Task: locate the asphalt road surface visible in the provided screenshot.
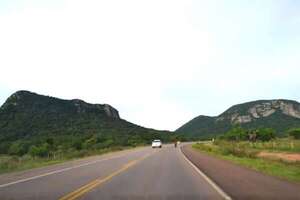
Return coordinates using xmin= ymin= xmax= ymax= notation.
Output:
xmin=0 ymin=144 xmax=223 ymax=200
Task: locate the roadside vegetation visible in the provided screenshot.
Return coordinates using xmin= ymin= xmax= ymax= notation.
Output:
xmin=193 ymin=126 xmax=300 ymax=182
xmin=0 ymin=146 xmax=130 ymax=174
xmin=0 ymin=133 xmax=184 ymax=174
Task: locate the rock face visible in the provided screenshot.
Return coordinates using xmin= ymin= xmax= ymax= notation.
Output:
xmin=177 ymin=99 xmax=300 ymax=138
xmin=70 ymin=99 xmax=120 ymax=119
xmin=220 ymin=100 xmax=300 ymax=124
xmin=232 ymin=115 xmax=252 ymax=124
xmin=103 ymin=104 xmax=120 ymax=119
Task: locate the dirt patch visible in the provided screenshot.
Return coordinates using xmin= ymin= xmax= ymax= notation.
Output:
xmin=258 ymin=152 xmax=300 ymax=162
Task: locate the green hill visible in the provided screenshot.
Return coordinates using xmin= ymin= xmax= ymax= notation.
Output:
xmin=0 ymin=91 xmax=174 ymax=156
xmin=176 ymin=100 xmax=300 ymax=139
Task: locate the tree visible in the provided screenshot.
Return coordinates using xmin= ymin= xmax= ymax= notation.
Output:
xmin=46 ymin=138 xmax=54 ymax=146
xmin=8 ymin=141 xmax=29 ymax=156
xmin=223 ymin=126 xmax=247 ymax=141
xmin=82 ymin=136 xmax=97 ymax=149
xmin=29 ymin=144 xmax=49 ymax=157
xmin=288 ymin=128 xmax=300 ymax=139
xmin=29 ymin=145 xmax=39 ymax=157
xmin=127 ymin=135 xmax=143 ymax=147
xmin=256 ymin=128 xmax=275 ymax=141
xmin=0 ymin=142 xmax=10 ymax=154
xmin=72 ymin=139 xmax=83 ymax=150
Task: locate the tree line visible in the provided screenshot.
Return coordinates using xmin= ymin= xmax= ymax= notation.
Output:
xmin=219 ymin=126 xmax=300 ymax=141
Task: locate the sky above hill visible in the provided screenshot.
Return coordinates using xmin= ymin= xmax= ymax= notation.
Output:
xmin=0 ymin=0 xmax=300 ymax=130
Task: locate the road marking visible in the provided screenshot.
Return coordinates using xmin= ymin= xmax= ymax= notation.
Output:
xmin=0 ymin=149 xmax=144 ymax=188
xmin=180 ymin=147 xmax=232 ymax=200
xmin=59 ymin=151 xmax=155 ymax=200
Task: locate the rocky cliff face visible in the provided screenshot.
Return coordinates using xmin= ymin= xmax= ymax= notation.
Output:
xmin=70 ymin=99 xmax=120 ymax=119
xmin=103 ymin=104 xmax=120 ymax=119
xmin=217 ymin=100 xmax=300 ymax=124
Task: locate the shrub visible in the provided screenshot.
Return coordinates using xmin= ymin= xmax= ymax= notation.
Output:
xmin=29 ymin=144 xmax=49 ymax=158
xmin=256 ymin=128 xmax=275 ymax=141
xmin=223 ymin=126 xmax=247 ymax=141
xmin=71 ymin=139 xmax=83 ymax=150
xmin=8 ymin=141 xmax=29 ymax=156
xmin=288 ymin=128 xmax=300 ymax=139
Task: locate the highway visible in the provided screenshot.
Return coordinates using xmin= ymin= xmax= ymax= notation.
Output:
xmin=0 ymin=144 xmax=223 ymax=200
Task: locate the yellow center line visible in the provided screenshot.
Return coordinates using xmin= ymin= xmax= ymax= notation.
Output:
xmin=59 ymin=151 xmax=156 ymax=200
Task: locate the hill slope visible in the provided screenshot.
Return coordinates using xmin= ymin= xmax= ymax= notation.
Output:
xmin=0 ymin=91 xmax=172 ymax=155
xmin=176 ymin=99 xmax=300 ymax=138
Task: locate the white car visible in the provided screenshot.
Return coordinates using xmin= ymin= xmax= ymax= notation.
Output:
xmin=151 ymin=139 xmax=162 ymax=148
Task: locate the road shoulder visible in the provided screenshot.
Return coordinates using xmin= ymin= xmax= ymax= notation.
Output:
xmin=181 ymin=144 xmax=300 ymax=200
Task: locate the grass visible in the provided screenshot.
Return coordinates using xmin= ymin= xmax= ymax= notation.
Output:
xmin=0 ymin=155 xmax=66 ymax=174
xmin=213 ymin=138 xmax=300 ymax=153
xmin=0 ymin=146 xmax=136 ymax=175
xmin=193 ymin=141 xmax=300 ymax=183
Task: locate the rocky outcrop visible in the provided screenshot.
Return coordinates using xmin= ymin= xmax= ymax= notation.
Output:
xmin=221 ymin=100 xmax=300 ymax=124
xmin=71 ymin=99 xmax=120 ymax=119
xmin=103 ymin=104 xmax=120 ymax=119
xmin=72 ymin=99 xmax=87 ymax=113
xmin=280 ymin=102 xmax=300 ymax=118
xmin=248 ymin=100 xmax=300 ymax=120
xmin=249 ymin=102 xmax=276 ymax=118
xmin=232 ymin=115 xmax=252 ymax=124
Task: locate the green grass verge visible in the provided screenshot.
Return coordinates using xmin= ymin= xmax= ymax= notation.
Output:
xmin=0 ymin=146 xmax=137 ymax=175
xmin=193 ymin=143 xmax=300 ymax=183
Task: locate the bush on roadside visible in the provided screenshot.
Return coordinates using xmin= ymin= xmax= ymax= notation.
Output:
xmin=220 ymin=127 xmax=275 ymax=142
xmin=8 ymin=141 xmax=30 ymax=156
xmin=28 ymin=144 xmax=50 ymax=158
xmin=195 ymin=141 xmax=258 ymax=158
xmin=222 ymin=126 xmax=247 ymax=141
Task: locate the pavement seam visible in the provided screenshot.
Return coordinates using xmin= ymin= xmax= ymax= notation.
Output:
xmin=180 ymin=146 xmax=232 ymax=200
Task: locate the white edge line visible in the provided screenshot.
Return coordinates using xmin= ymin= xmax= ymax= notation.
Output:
xmin=180 ymin=146 xmax=232 ymax=200
xmin=0 ymin=152 xmax=133 ymax=188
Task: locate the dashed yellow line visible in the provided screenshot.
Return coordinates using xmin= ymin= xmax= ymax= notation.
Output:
xmin=59 ymin=152 xmax=155 ymax=200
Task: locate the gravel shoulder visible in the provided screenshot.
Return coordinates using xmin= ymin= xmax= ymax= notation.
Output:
xmin=181 ymin=144 xmax=300 ymax=200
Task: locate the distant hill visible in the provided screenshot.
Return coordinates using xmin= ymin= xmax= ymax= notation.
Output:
xmin=0 ymin=91 xmax=173 ymax=155
xmin=176 ymin=99 xmax=300 ymax=139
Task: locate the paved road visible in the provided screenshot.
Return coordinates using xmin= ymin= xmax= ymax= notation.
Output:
xmin=0 ymin=144 xmax=223 ymax=200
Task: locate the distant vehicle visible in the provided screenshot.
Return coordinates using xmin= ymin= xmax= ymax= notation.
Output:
xmin=152 ymin=139 xmax=162 ymax=148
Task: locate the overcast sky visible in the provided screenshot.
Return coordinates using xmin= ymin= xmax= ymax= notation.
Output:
xmin=0 ymin=0 xmax=300 ymax=131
